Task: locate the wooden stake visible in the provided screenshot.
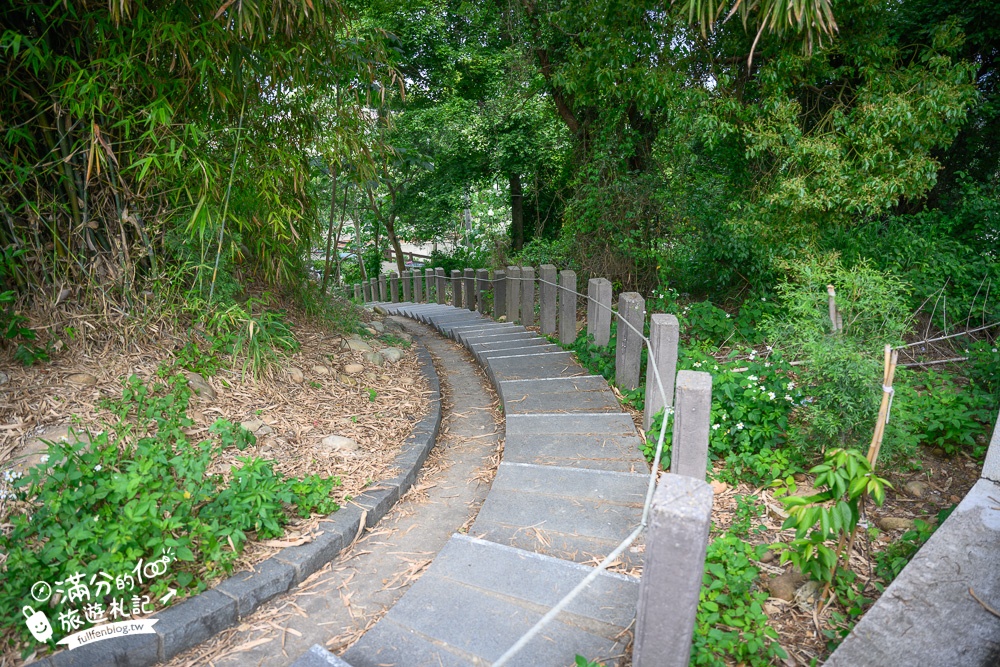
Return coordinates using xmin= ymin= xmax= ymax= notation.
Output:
xmin=827 ymin=285 xmax=841 ymax=334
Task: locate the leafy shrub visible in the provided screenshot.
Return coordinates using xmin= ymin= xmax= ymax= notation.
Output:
xmin=886 ymin=370 xmax=994 ymax=458
xmin=873 ymin=507 xmax=952 ymax=585
xmin=692 ymin=535 xmax=787 ymax=666
xmin=644 ymin=349 xmax=805 ymax=484
xmin=426 ymin=245 xmax=491 ymax=274
xmin=203 ymin=297 xmax=300 ymax=378
xmin=0 ymin=374 xmax=340 ymax=648
xmin=767 ymin=253 xmax=913 ymax=454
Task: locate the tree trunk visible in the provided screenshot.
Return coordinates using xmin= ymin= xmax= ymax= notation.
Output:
xmin=384 ymin=212 xmax=406 ymax=276
xmin=333 ymin=184 xmax=349 ymax=285
xmin=321 ymin=171 xmax=338 ymax=293
xmin=510 ymin=173 xmax=524 ymax=251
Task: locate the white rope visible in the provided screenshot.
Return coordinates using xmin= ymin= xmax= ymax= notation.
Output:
xmin=882 ymin=385 xmax=895 ymax=424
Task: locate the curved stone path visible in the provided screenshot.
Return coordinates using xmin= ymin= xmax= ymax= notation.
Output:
xmin=295 ymin=303 xmax=650 ymax=667
xmin=162 ymin=318 xmax=502 ymax=666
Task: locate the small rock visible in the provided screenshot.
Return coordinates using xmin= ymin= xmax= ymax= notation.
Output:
xmin=384 ymin=319 xmax=405 ymax=332
xmin=904 ymin=480 xmax=929 ymax=498
xmin=878 ymin=516 xmax=915 ymax=531
xmin=365 ymin=327 xmax=378 ymax=336
xmin=312 ymin=364 xmax=331 ymax=376
xmin=930 ymin=447 xmax=947 ymax=457
xmin=381 ymin=347 xmax=405 ymax=363
xmin=760 ymin=549 xmax=776 ymax=563
xmin=363 ymin=351 xmax=385 ymax=367
xmin=320 ymin=434 xmax=361 ymax=456
xmin=0 ymin=370 xmax=10 ymax=386
xmin=793 ymin=473 xmax=808 ymax=483
xmin=763 ymin=601 xmax=783 ymax=617
xmin=710 ymin=480 xmax=729 ymax=495
xmin=185 ymin=371 xmax=217 ymax=400
xmin=338 ymin=374 xmax=356 ymax=386
xmin=240 ymin=419 xmax=274 ymax=436
xmin=65 ymin=372 xmax=97 ymax=386
xmin=795 ymin=580 xmax=822 ymax=611
xmin=287 ymin=367 xmax=304 ymax=384
xmin=397 ymin=332 xmax=413 ymax=342
xmin=370 ymin=321 xmax=385 ymax=333
xmin=791 ymin=482 xmax=821 ymax=498
xmin=344 ymin=364 xmax=364 ymax=375
xmin=342 ymin=338 xmax=373 ymax=353
xmin=766 ymin=570 xmax=808 ymax=601
xmin=373 ymin=306 xmax=388 ymax=315
xmin=950 ymin=494 xmax=961 ymax=504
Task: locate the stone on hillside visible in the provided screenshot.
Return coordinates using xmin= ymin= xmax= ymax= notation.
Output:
xmin=0 ymin=370 xmax=8 ymax=386
xmin=15 ymin=425 xmax=91 ymax=473
xmin=240 ymin=419 xmax=275 ymax=436
xmin=343 ymin=338 xmax=373 ymax=353
xmin=381 ymin=347 xmax=404 ymax=363
xmin=287 ymin=366 xmax=304 ymax=384
xmin=312 ymin=364 xmax=331 ymax=376
xmin=363 ymin=351 xmax=385 ymax=367
xmin=185 ymin=371 xmax=217 ymax=400
xmin=65 ymin=372 xmax=97 ymax=386
xmin=371 ymin=321 xmax=385 ymax=333
xmin=320 ymin=434 xmax=360 ymax=456
xmin=384 ymin=319 xmax=404 ymax=332
xmin=904 ymin=480 xmax=929 ymax=498
xmin=878 ymin=516 xmax=915 ymax=531
xmin=344 ymin=364 xmax=364 ymax=375
xmin=766 ymin=569 xmax=808 ymax=601
xmin=365 ymin=327 xmax=378 ymax=336
xmin=710 ymin=480 xmax=729 ymax=495
xmin=338 ymin=374 xmax=356 ymax=386
xmin=795 ymin=580 xmax=822 ymax=611
xmin=760 ymin=549 xmax=775 ymax=563
xmin=373 ymin=306 xmax=388 ymax=315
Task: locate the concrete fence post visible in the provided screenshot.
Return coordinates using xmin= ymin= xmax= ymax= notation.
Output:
xmin=592 ymin=278 xmax=613 ymax=347
xmin=558 ymin=270 xmax=577 ymax=345
xmin=389 ymin=272 xmax=400 ymax=303
xmin=520 ymin=266 xmax=535 ymax=327
xmin=413 ymin=269 xmax=422 ymax=303
xmin=465 ymin=268 xmax=477 ymax=312
xmin=369 ymin=278 xmax=377 ymax=302
xmin=477 ymin=269 xmax=489 ymax=313
xmin=436 ymin=268 xmax=446 ymax=304
xmin=401 ymin=271 xmax=412 ymax=302
xmin=493 ymin=270 xmax=507 ymax=320
xmin=633 ymin=474 xmax=713 ymax=667
xmin=354 ymin=284 xmax=362 ymax=301
xmin=539 ymin=264 xmax=557 ymax=335
xmin=982 ymin=411 xmax=1000 ymax=482
xmin=507 ymin=266 xmax=521 ymax=323
xmin=615 ymin=292 xmax=645 ymax=390
xmin=587 ymin=278 xmax=599 ymax=339
xmin=426 ymin=268 xmax=436 ymax=302
xmin=450 ymin=270 xmax=463 ymax=307
xmin=362 ymin=281 xmax=371 ymax=302
xmin=644 ymin=314 xmax=680 ymax=432
xmin=671 ymin=370 xmax=713 ymax=480
xmin=378 ymin=275 xmax=387 ymax=302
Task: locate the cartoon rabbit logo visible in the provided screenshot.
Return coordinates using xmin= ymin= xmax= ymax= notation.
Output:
xmin=23 ymin=606 xmax=53 ymax=643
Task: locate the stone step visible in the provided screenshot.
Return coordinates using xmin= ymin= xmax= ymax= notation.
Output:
xmin=472 ymin=342 xmax=557 ymax=365
xmin=505 ymin=413 xmax=648 ymax=472
xmin=499 ymin=376 xmax=621 ymax=414
xmin=340 ymin=534 xmax=638 ymax=667
xmin=446 ymin=322 xmax=520 ymax=342
xmin=471 ymin=462 xmax=647 ymax=566
xmin=459 ymin=329 xmax=532 ymax=347
xmin=485 ymin=350 xmax=586 ymax=384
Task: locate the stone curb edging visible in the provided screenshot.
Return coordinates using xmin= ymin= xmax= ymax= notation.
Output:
xmin=28 ymin=337 xmax=442 ymax=667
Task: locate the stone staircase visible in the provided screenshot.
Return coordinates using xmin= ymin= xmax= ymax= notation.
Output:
xmin=294 ymin=303 xmax=650 ymax=667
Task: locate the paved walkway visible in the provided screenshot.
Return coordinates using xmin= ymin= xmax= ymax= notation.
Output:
xmin=295 ymin=303 xmax=650 ymax=667
xmin=165 ymin=319 xmax=501 ymax=666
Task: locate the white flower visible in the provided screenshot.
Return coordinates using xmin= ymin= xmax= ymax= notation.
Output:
xmin=713 ymin=365 xmax=719 ymax=370
xmin=764 ymin=362 xmax=771 ymax=367
xmin=94 ymin=464 xmax=102 ymax=472
xmin=736 ymin=422 xmax=745 ymax=430
xmin=94 ymin=515 xmax=99 ymax=522
xmin=768 ymin=392 xmax=776 ymax=400
xmin=748 ymin=375 xmax=758 ymax=382
xmin=761 ymin=297 xmax=766 ymax=301
xmin=766 ymin=345 xmax=773 ymax=352
xmin=712 ymin=424 xmax=721 ymax=430
xmin=993 ymin=348 xmax=998 ymax=353
xmin=785 ymin=395 xmax=793 ymax=401
xmin=39 ymin=455 xmax=49 ymax=464
xmin=725 ymin=313 xmax=731 ymax=318
xmin=693 ymin=362 xmax=702 ymax=368
xmin=787 ymin=382 xmax=795 ymax=390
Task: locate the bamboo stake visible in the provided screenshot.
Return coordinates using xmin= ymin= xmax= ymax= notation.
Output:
xmin=867 ymin=345 xmax=899 ymax=467
xmin=827 ymin=284 xmax=842 ymax=334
